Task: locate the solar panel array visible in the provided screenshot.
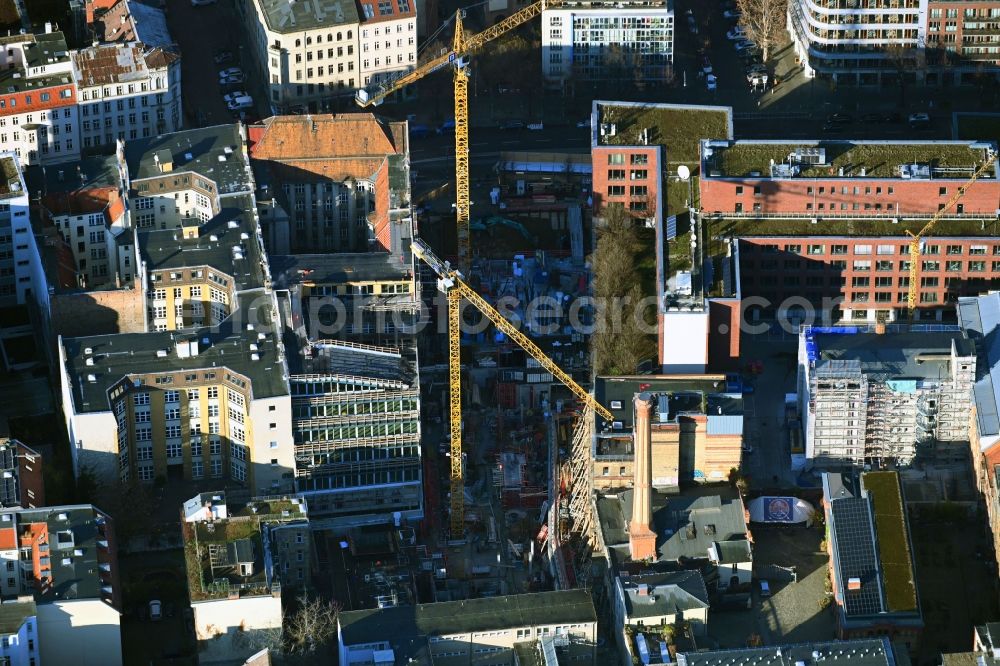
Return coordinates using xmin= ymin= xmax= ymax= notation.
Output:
xmin=830 ymin=497 xmax=885 ymax=617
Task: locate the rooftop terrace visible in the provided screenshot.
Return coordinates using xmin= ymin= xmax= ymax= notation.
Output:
xmin=594 ymin=101 xmax=733 ymax=164
xmin=257 ymin=0 xmax=360 ymax=33
xmin=0 ymin=155 xmax=23 ymax=200
xmin=702 ymin=140 xmax=996 ymax=180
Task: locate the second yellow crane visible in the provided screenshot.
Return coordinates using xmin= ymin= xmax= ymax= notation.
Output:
xmin=356 ymin=0 xmax=557 ymax=268
xmin=906 ymin=148 xmax=998 ymax=317
xmin=412 ymin=238 xmax=612 ymax=536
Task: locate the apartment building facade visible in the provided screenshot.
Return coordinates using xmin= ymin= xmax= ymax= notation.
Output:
xmin=73 ymin=42 xmax=182 ymax=151
xmin=0 ymin=155 xmax=40 ymax=310
xmin=699 ymin=139 xmax=1000 ymax=323
xmin=958 ymin=293 xmax=1000 ymax=565
xmin=249 ymin=113 xmax=411 ymax=255
xmin=541 ymin=0 xmax=674 ymax=88
xmin=357 ymin=0 xmax=417 ymax=90
xmin=788 ymin=0 xmax=1000 ymax=84
xmin=34 ymin=157 xmax=136 ymax=290
xmin=798 ymin=326 xmax=975 ymax=469
xmin=59 ymin=315 xmax=296 ymax=492
xmin=0 ymin=31 xmax=79 ymax=167
xmin=238 ymin=0 xmax=363 ymax=112
xmin=0 ymin=439 xmax=45 ymax=509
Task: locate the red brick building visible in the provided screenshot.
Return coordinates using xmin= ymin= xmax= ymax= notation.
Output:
xmin=592 ymin=143 xmax=661 ymax=221
xmin=248 ymin=114 xmax=410 ymax=255
xmin=699 ymin=139 xmax=1000 ymax=322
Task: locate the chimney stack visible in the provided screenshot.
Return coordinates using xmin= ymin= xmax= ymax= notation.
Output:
xmin=629 ymin=393 xmax=657 ymax=561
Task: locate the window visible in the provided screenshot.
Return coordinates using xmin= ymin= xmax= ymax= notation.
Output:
xmin=808 ymin=244 xmax=824 ymax=255
xmin=831 ymin=245 xmax=848 ymax=255
xmin=607 ymin=154 xmax=624 ymax=165
xmin=164 ymin=390 xmax=179 ymax=403
xmin=133 ymin=392 xmax=149 ymax=406
xmin=923 ymin=261 xmax=940 ymax=272
xmin=970 ymin=261 xmax=987 ymax=272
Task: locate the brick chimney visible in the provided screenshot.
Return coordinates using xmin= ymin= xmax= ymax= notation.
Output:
xmin=629 ymin=393 xmax=657 ymax=561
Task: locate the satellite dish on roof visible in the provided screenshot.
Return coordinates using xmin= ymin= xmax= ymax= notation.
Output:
xmin=677 ymin=165 xmax=691 ymax=181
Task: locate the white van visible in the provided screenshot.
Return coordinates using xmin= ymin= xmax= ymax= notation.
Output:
xmin=227 ymin=95 xmax=253 ymax=111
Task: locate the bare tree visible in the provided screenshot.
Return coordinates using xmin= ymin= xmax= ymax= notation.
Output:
xmin=237 ymin=594 xmax=341 ymax=664
xmin=885 ymin=44 xmax=919 ymax=107
xmin=736 ymin=0 xmax=787 ymax=63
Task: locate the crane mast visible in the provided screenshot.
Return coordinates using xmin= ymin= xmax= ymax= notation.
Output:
xmin=412 ymin=238 xmax=611 ymax=536
xmin=906 ymin=149 xmax=998 ymax=318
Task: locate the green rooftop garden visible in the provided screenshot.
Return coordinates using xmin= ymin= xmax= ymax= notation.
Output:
xmin=863 ymin=471 xmax=918 ymax=613
xmin=710 ymin=142 xmax=988 ymax=179
xmin=184 ymin=519 xmax=269 ymax=602
xmin=709 ymin=215 xmax=1000 ymax=238
xmin=597 ymin=103 xmax=731 ymax=164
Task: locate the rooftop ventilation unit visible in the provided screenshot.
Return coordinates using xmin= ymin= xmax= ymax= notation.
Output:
xmin=793 ymin=147 xmax=826 ymax=165
xmin=899 ymin=163 xmax=931 ymax=179
xmin=227 ymin=220 xmax=239 ymax=229
xmin=599 ymin=123 xmax=616 ymax=137
xmin=86 ymin=374 xmax=96 ymax=383
xmin=209 ymin=234 xmax=219 ymax=242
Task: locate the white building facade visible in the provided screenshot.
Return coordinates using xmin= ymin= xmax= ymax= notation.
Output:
xmin=357 ymin=0 xmax=417 ymax=89
xmin=541 ymin=0 xmax=674 ymax=88
xmin=238 ymin=0 xmax=362 ymax=112
xmin=73 ymin=42 xmax=182 ymax=151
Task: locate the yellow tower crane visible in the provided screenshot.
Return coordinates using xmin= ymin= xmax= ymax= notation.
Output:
xmin=356 ymin=0 xmax=557 ymax=268
xmin=411 ymin=237 xmax=613 ymax=536
xmin=906 ymin=149 xmax=998 ymax=318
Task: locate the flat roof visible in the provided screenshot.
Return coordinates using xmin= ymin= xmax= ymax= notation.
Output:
xmin=0 ymin=68 xmax=72 ymax=96
xmin=676 ymin=637 xmax=903 ymax=666
xmin=593 ymin=101 xmax=733 ymax=163
xmin=124 ymin=124 xmax=252 ymax=196
xmin=594 ymin=375 xmax=737 ymax=430
xmin=138 ymin=194 xmax=265 ymax=289
xmin=809 ymin=328 xmax=972 ymax=381
xmin=4 ymin=504 xmax=109 ymax=603
xmin=822 ymin=472 xmax=920 ymax=621
xmin=24 ymin=155 xmax=120 ymax=194
xmin=23 ymin=32 xmax=70 ymax=68
xmin=300 ymin=340 xmax=410 ymax=383
xmin=701 ymin=139 xmax=997 ymax=180
xmin=62 ymin=293 xmax=288 ymax=414
xmin=339 ymin=590 xmax=596 ymax=647
xmin=0 ymin=600 xmax=35 ymax=634
xmin=255 ymin=0 xmax=360 ymax=33
xmin=959 ymin=293 xmax=1000 ymax=442
xmin=269 ymin=252 xmax=410 ymax=286
xmin=0 ymin=155 xmax=24 ymax=200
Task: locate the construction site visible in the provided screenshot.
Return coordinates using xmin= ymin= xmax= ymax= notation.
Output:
xmin=797 ymin=325 xmax=977 ymax=471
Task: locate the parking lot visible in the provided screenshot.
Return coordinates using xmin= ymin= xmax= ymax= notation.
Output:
xmin=165 ymin=0 xmax=266 ymax=127
xmin=708 ymin=526 xmax=834 ymax=649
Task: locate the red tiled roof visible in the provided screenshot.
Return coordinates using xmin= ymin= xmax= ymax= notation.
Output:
xmin=41 ymin=187 xmax=117 ymax=217
xmin=0 ymin=527 xmax=15 ymax=551
xmin=0 ymin=84 xmax=76 ymax=118
xmin=249 ymin=113 xmax=403 ymax=160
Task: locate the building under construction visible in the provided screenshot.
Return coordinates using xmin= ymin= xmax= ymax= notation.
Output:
xmin=797 ymin=325 xmax=976 ymax=470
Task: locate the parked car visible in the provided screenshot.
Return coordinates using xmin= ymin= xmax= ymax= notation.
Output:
xmin=746 ymin=65 xmax=767 ymax=81
xmin=883 ymin=111 xmax=903 ymax=124
xmin=701 ymin=56 xmax=713 ymax=74
xmin=822 ymin=121 xmax=846 ymax=133
xmin=706 ymin=74 xmax=718 ymax=91
xmin=409 ymin=123 xmax=430 ymax=138
xmin=723 ymin=9 xmax=741 ymax=19
xmin=226 ymin=95 xmax=254 ymax=111
xmin=223 ymin=91 xmax=249 ymax=104
xmin=219 ymin=73 xmax=245 ymax=85
xmin=213 ymin=50 xmax=233 ymax=64
xmin=826 ymin=112 xmax=853 ymax=124
xmin=908 ymin=112 xmax=931 ymax=128
xmin=191 ymin=0 xmax=217 ymax=5
xmin=149 ymin=600 xmax=163 ymax=621
xmin=218 ymin=67 xmax=242 ymax=79
xmin=436 ymin=119 xmax=456 ymax=134
xmin=499 ymin=119 xmax=525 ymax=130
xmin=742 ymin=441 xmax=753 ymax=454
xmin=726 ymin=27 xmax=746 ymax=40
xmin=576 ymin=118 xmax=591 ymax=128
xmin=687 ymin=15 xmax=698 ymax=34
xmin=759 ymin=580 xmax=771 ymax=597
xmin=734 ymin=39 xmax=755 ymax=53
xmin=476 ymin=356 xmax=497 ymax=367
